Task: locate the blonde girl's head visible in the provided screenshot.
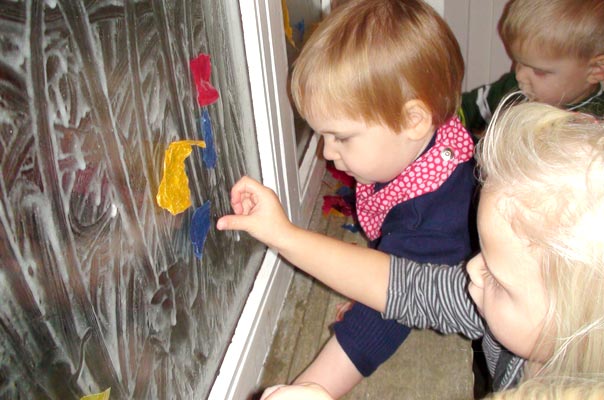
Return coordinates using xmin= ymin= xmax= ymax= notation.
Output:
xmin=489 ymin=378 xmax=604 ymax=400
xmin=476 ymin=100 xmax=604 ymax=380
xmin=290 ymin=0 xmax=464 ymax=131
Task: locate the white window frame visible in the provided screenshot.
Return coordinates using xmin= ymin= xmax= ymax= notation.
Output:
xmin=208 ymin=1 xmax=324 ymax=399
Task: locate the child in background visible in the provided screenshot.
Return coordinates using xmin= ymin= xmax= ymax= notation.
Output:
xmin=283 ymin=0 xmax=475 ymax=397
xmin=461 ymin=0 xmax=604 ymax=137
xmin=217 ymin=101 xmax=604 ymax=398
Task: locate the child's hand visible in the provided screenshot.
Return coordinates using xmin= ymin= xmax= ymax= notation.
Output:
xmin=334 ymin=300 xmax=355 ymax=322
xmin=260 ymin=383 xmax=334 ymax=400
xmin=216 ymin=176 xmax=294 ymax=249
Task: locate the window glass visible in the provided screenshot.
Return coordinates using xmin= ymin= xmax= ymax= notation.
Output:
xmin=0 ymin=1 xmax=263 ymax=398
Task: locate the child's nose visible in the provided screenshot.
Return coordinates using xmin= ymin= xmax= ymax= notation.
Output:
xmin=322 ymin=138 xmax=338 ymax=161
xmin=466 ymin=254 xmax=485 ymax=289
xmin=515 ymin=63 xmax=529 ymax=82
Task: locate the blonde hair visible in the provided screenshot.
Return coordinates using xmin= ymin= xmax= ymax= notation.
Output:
xmin=290 ymin=0 xmax=464 ymax=131
xmin=498 ymin=0 xmax=604 ymax=60
xmin=476 ymin=101 xmax=604 ymax=382
xmin=489 ymin=378 xmax=604 ymax=400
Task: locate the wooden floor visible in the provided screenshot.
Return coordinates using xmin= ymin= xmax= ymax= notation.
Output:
xmin=258 ymin=172 xmax=476 ymax=399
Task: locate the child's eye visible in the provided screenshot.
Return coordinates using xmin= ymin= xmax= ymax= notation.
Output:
xmin=532 ymin=68 xmax=548 ymax=77
xmin=334 ymin=137 xmax=348 ymax=143
xmin=482 ymin=267 xmax=501 ymax=291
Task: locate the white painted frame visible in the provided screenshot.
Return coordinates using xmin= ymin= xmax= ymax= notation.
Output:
xmin=208 ymin=1 xmax=324 ymax=399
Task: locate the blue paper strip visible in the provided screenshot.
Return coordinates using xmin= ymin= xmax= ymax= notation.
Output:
xmin=200 ymin=108 xmax=217 ymax=169
xmin=294 ymin=19 xmax=305 ymax=44
xmin=336 ymin=186 xmax=353 ymax=197
xmin=190 ymin=200 xmax=211 ymax=259
xmin=341 ymin=223 xmax=360 ymax=233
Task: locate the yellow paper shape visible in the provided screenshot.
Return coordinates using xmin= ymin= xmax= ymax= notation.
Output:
xmin=156 ymin=140 xmax=206 ymax=215
xmin=327 ymin=209 xmax=345 ymax=218
xmin=282 ymin=0 xmax=296 ymax=48
xmin=80 ymin=388 xmax=110 ymax=400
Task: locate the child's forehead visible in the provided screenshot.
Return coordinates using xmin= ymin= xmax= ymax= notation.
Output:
xmin=511 ymin=39 xmax=589 ymax=65
xmin=477 ymin=190 xmax=540 ymax=276
xmin=307 ymin=112 xmax=373 ymax=132
xmin=512 ymin=41 xmax=558 ymax=62
xmin=477 ymin=187 xmax=518 ymax=234
xmin=306 ymin=105 xmax=378 ymax=128
xmin=306 ymin=107 xmax=352 ymax=125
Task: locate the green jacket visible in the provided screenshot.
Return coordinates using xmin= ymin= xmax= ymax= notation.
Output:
xmin=460 ymin=72 xmax=604 ymax=135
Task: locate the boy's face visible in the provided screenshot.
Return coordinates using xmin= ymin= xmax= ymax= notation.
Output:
xmin=466 ymin=189 xmax=550 ymax=361
xmin=512 ymin=44 xmax=597 ymax=107
xmin=306 ymin=115 xmax=429 ymax=184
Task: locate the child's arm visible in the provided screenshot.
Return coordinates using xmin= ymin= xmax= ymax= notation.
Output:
xmin=260 ymin=383 xmax=334 ymax=400
xmin=216 ymin=176 xmax=390 ymax=312
xmin=385 ymin=257 xmax=484 ymax=339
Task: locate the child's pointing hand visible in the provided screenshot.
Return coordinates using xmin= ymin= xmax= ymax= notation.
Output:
xmin=216 ymin=176 xmax=294 ymax=250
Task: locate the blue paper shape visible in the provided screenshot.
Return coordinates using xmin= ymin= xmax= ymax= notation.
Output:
xmin=190 ymin=200 xmax=211 ymax=259
xmin=341 ymin=223 xmax=360 ymax=233
xmin=200 ymin=108 xmax=217 ymax=169
xmin=336 ymin=186 xmax=353 ymax=197
xmin=294 ymin=19 xmax=305 ymax=44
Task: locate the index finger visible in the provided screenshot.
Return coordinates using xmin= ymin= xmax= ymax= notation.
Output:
xmin=229 ymin=176 xmax=262 ymax=205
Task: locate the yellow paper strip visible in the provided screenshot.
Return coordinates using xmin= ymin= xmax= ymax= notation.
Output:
xmin=80 ymin=388 xmax=111 ymax=400
xmin=156 ymin=140 xmax=206 ymax=215
xmin=282 ymin=0 xmax=296 ymax=48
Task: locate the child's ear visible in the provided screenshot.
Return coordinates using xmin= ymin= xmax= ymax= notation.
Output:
xmin=587 ymin=54 xmax=604 ymax=84
xmin=403 ymin=100 xmax=433 ymax=141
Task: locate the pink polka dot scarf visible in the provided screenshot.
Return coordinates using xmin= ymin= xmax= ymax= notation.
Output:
xmin=356 ymin=117 xmax=474 ymax=240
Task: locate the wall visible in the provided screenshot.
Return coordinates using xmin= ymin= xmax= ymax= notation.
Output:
xmin=443 ymin=0 xmax=511 ymax=91
xmin=0 ymin=1 xmax=264 ymax=399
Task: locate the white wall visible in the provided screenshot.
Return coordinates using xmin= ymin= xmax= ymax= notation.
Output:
xmin=425 ymin=0 xmax=444 ymax=15
xmin=443 ymin=0 xmax=512 ymax=91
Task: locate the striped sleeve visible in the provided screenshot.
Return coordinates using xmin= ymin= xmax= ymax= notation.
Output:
xmin=384 ymin=255 xmax=485 ymax=340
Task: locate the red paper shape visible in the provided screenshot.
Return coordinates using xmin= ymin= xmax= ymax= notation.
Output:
xmin=327 ymin=162 xmax=356 ymax=187
xmin=322 ymin=195 xmax=353 ymax=217
xmin=190 ymin=53 xmax=220 ymax=106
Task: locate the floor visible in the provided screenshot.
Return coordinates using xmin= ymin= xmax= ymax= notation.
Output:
xmin=257 ymin=171 xmax=478 ymax=399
